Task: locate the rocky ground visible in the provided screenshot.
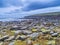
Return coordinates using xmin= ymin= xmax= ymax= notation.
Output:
xmin=0 ymin=19 xmax=60 ymax=45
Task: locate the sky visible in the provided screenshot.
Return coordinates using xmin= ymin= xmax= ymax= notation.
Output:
xmin=0 ymin=0 xmax=60 ymax=19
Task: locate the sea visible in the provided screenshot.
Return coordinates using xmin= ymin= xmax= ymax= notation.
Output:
xmin=0 ymin=18 xmax=25 ymax=22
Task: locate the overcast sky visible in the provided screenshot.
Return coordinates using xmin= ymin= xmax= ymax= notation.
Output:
xmin=0 ymin=0 xmax=60 ymax=18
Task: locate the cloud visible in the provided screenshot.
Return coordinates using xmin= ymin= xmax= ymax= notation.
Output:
xmin=35 ymin=0 xmax=55 ymax=3
xmin=0 ymin=0 xmax=56 ymax=8
xmin=0 ymin=0 xmax=58 ymax=9
xmin=0 ymin=6 xmax=23 ymax=14
xmin=24 ymin=6 xmax=60 ymax=15
xmin=21 ymin=0 xmax=55 ymax=4
xmin=22 ymin=0 xmax=57 ymax=11
xmin=0 ymin=0 xmax=23 ymax=7
xmin=26 ymin=0 xmax=55 ymax=3
xmin=1 ymin=6 xmax=60 ymax=19
xmin=0 ymin=0 xmax=60 ymax=17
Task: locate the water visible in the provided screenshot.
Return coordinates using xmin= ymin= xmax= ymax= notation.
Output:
xmin=0 ymin=18 xmax=23 ymax=22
